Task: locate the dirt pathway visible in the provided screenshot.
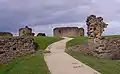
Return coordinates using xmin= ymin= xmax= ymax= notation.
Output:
xmin=44 ymin=37 xmax=101 ymax=74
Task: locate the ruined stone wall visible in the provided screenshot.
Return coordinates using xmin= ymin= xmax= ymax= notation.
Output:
xmin=79 ymin=28 xmax=84 ymax=36
xmin=0 ymin=32 xmax=13 ymax=36
xmin=19 ymin=26 xmax=34 ymax=36
xmin=86 ymin=15 xmax=108 ymax=54
xmin=53 ymin=27 xmax=84 ymax=37
xmin=86 ymin=15 xmax=120 ymax=60
xmin=95 ymin=38 xmax=120 ymax=59
xmin=0 ymin=37 xmax=35 ymax=65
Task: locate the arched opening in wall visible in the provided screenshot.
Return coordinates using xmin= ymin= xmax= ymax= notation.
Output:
xmin=13 ymin=48 xmax=16 ymax=50
xmin=0 ymin=51 xmax=5 ymax=54
xmin=80 ymin=35 xmax=83 ymax=36
xmin=58 ymin=30 xmax=61 ymax=34
xmin=22 ymin=30 xmax=25 ymax=34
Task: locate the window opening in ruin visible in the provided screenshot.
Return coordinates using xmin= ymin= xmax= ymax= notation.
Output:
xmin=22 ymin=30 xmax=25 ymax=34
xmin=0 ymin=51 xmax=5 ymax=54
xmin=90 ymin=28 xmax=93 ymax=30
xmin=58 ymin=30 xmax=61 ymax=34
xmin=13 ymin=48 xmax=16 ymax=50
xmin=94 ymin=28 xmax=96 ymax=30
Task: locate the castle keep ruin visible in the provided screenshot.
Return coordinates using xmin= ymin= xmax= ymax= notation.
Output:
xmin=86 ymin=15 xmax=120 ymax=59
xmin=53 ymin=27 xmax=84 ymax=37
xmin=19 ymin=26 xmax=34 ymax=36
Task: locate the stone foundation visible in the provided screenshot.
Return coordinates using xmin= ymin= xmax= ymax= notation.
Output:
xmin=0 ymin=37 xmax=35 ymax=65
xmin=0 ymin=32 xmax=13 ymax=36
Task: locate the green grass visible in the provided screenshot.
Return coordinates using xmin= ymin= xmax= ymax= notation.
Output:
xmin=66 ymin=36 xmax=88 ymax=47
xmin=103 ymin=35 xmax=120 ymax=38
xmin=0 ymin=54 xmax=50 ymax=74
xmin=66 ymin=35 xmax=120 ymax=48
xmin=67 ymin=50 xmax=120 ymax=74
xmin=0 ymin=36 xmax=63 ymax=74
xmin=66 ymin=36 xmax=120 ymax=74
xmin=34 ymin=36 xmax=63 ymax=50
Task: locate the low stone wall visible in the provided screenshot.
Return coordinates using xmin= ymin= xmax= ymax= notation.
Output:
xmin=93 ymin=38 xmax=120 ymax=60
xmin=67 ymin=38 xmax=120 ymax=60
xmin=0 ymin=32 xmax=13 ymax=36
xmin=0 ymin=37 xmax=35 ymax=65
xmin=67 ymin=44 xmax=89 ymax=54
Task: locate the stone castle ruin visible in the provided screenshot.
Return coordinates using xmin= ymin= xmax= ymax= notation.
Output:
xmin=0 ymin=37 xmax=35 ymax=65
xmin=1 ymin=14 xmax=120 ymax=66
xmin=86 ymin=15 xmax=108 ymax=54
xmin=86 ymin=15 xmax=120 ymax=59
xmin=53 ymin=27 xmax=84 ymax=37
xmin=0 ymin=26 xmax=36 ymax=65
xmin=0 ymin=32 xmax=13 ymax=36
xmin=19 ymin=26 xmax=35 ymax=36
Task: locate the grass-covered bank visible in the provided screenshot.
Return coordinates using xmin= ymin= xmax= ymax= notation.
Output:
xmin=66 ymin=35 xmax=120 ymax=48
xmin=34 ymin=36 xmax=63 ymax=50
xmin=66 ymin=36 xmax=88 ymax=47
xmin=0 ymin=36 xmax=63 ymax=74
xmin=0 ymin=54 xmax=50 ymax=74
xmin=103 ymin=35 xmax=120 ymax=38
xmin=66 ymin=50 xmax=120 ymax=74
xmin=66 ymin=36 xmax=120 ymax=74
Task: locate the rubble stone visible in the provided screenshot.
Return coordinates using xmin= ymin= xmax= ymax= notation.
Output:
xmin=0 ymin=37 xmax=35 ymax=65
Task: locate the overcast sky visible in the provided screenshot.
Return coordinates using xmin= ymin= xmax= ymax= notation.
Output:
xmin=0 ymin=0 xmax=120 ymax=36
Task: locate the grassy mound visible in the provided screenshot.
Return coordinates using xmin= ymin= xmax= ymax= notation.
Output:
xmin=0 ymin=36 xmax=62 ymax=74
xmin=66 ymin=36 xmax=120 ymax=74
xmin=34 ymin=36 xmax=62 ymax=50
xmin=0 ymin=36 xmax=20 ymax=38
xmin=66 ymin=36 xmax=88 ymax=47
xmin=0 ymin=54 xmax=50 ymax=74
xmin=67 ymin=50 xmax=120 ymax=74
xmin=66 ymin=35 xmax=120 ymax=48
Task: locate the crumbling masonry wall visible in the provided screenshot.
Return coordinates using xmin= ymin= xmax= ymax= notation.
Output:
xmin=86 ymin=15 xmax=120 ymax=59
xmin=0 ymin=32 xmax=13 ymax=36
xmin=54 ymin=27 xmax=84 ymax=37
xmin=0 ymin=37 xmax=35 ymax=65
xmin=19 ymin=26 xmax=34 ymax=36
xmin=86 ymin=15 xmax=108 ymax=54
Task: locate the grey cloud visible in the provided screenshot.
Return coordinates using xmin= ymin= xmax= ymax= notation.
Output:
xmin=0 ymin=0 xmax=92 ymax=28
xmin=0 ymin=0 xmax=120 ymax=36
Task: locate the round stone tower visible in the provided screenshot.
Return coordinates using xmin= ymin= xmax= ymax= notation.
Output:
xmin=19 ymin=26 xmax=34 ymax=36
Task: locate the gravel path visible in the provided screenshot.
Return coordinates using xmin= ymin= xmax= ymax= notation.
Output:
xmin=44 ymin=37 xmax=101 ymax=74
